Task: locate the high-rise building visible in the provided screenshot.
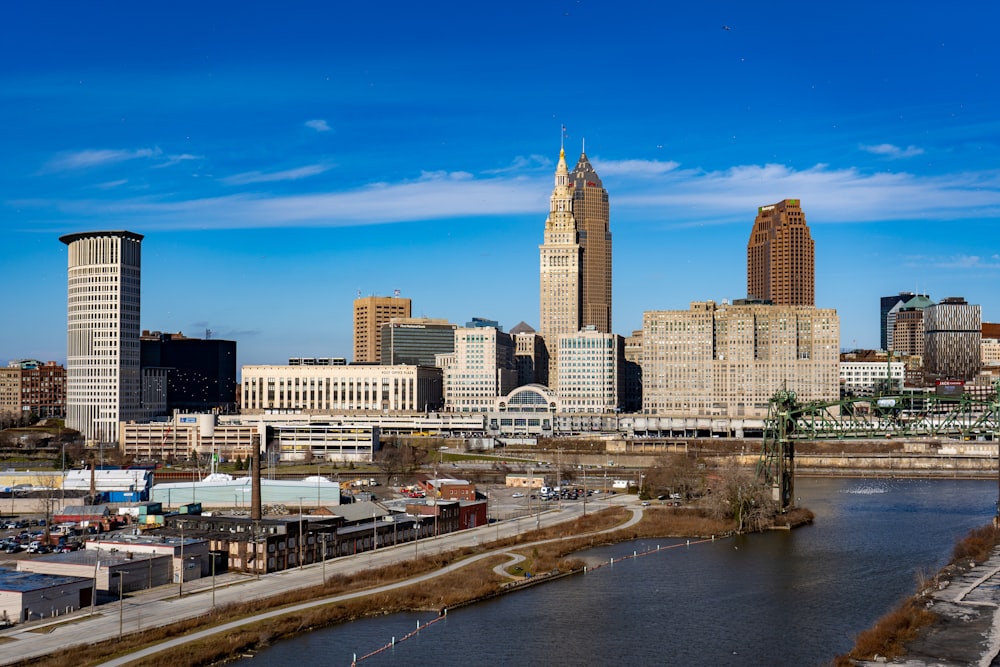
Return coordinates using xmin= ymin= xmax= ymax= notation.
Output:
xmin=880 ymin=292 xmax=916 ymax=351
xmin=556 ymin=327 xmax=623 ymax=413
xmin=747 ymin=199 xmax=814 ymax=306
xmin=438 ymin=326 xmax=516 ymax=412
xmin=891 ymin=295 xmax=934 ymax=356
xmin=539 ymin=145 xmax=611 ymax=387
xmin=60 ymin=230 xmax=143 ymax=442
xmin=140 ymin=331 xmax=238 ymax=414
xmin=923 ymin=297 xmax=981 ymax=382
xmin=510 ymin=322 xmax=548 ymax=387
xmin=353 ymin=295 xmax=411 ymax=363
xmin=380 ymin=318 xmax=456 ymax=366
xmin=572 ymin=152 xmax=612 ymax=334
xmin=642 ymin=300 xmax=839 ymax=417
xmin=622 ymin=330 xmax=643 ymax=412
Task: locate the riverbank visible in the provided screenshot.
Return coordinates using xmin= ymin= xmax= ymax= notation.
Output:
xmin=3 ymin=503 xmax=740 ymax=667
xmin=838 ymin=523 xmax=1000 ymax=666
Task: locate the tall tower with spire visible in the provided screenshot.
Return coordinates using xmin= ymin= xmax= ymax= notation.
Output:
xmin=539 ymin=140 xmax=612 ymax=388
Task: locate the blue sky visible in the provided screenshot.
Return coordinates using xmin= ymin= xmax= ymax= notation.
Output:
xmin=2 ymin=2 xmax=999 ymax=368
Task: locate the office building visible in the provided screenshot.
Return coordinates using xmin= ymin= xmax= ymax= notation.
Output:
xmin=353 ymin=295 xmax=411 ymax=363
xmin=555 ymin=327 xmax=624 ymax=413
xmin=982 ymin=323 xmax=1000 ymax=369
xmin=241 ymin=364 xmax=442 ymax=413
xmin=539 ymin=144 xmax=612 ymax=387
xmin=642 ymin=300 xmax=839 ymax=417
xmin=880 ymin=292 xmax=916 ymax=351
xmin=923 ymin=297 xmax=982 ymax=382
xmin=747 ymin=199 xmax=814 ymax=306
xmin=622 ymin=330 xmax=643 ymax=412
xmin=510 ymin=322 xmax=548 ymax=386
xmin=438 ymin=326 xmax=516 ymax=412
xmin=380 ymin=318 xmax=456 ymax=366
xmin=0 ymin=367 xmax=20 ymax=423
xmin=891 ymin=295 xmax=934 ymax=356
xmin=839 ymin=351 xmax=905 ymax=396
xmin=140 ymin=331 xmax=237 ymax=414
xmin=60 ymin=230 xmax=143 ymax=442
xmin=19 ymin=361 xmax=67 ymax=419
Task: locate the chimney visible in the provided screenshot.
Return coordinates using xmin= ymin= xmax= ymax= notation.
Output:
xmin=251 ymin=432 xmax=262 ymax=521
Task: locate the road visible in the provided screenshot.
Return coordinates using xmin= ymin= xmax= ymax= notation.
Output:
xmin=0 ymin=495 xmax=639 ymax=667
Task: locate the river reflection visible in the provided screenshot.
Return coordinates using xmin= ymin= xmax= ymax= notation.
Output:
xmin=238 ymin=478 xmax=996 ymax=667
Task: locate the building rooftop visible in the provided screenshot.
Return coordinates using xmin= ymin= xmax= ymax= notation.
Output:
xmin=0 ymin=569 xmax=91 ymax=592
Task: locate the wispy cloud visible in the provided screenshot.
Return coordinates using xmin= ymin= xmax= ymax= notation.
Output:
xmin=305 ymin=119 xmax=331 ymax=132
xmin=595 ymin=158 xmax=681 ymax=177
xmin=220 ymin=163 xmax=333 ymax=185
xmin=483 ymin=154 xmax=550 ymax=175
xmin=15 ymin=157 xmax=1000 ymax=234
xmin=907 ymin=254 xmax=1000 ymax=270
xmin=43 ymin=147 xmax=162 ymax=172
xmin=610 ymin=160 xmax=1000 ymax=227
xmin=155 ymin=153 xmax=203 ymax=168
xmin=94 ymin=179 xmax=128 ymax=190
xmin=859 ymin=143 xmax=925 ymax=159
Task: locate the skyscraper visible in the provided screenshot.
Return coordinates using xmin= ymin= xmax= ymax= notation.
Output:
xmin=572 ymin=152 xmax=612 ymax=333
xmin=880 ymin=292 xmax=916 ymax=351
xmin=747 ymin=199 xmax=814 ymax=306
xmin=60 ymin=230 xmax=143 ymax=442
xmin=924 ymin=297 xmax=982 ymax=382
xmin=353 ymin=295 xmax=411 ymax=363
xmin=539 ymin=144 xmax=612 ymax=387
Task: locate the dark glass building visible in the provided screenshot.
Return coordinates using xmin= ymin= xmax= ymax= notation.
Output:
xmin=140 ymin=331 xmax=237 ymax=413
xmin=380 ymin=319 xmax=456 ymax=367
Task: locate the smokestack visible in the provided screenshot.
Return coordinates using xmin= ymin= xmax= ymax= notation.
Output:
xmin=251 ymin=432 xmax=262 ymax=521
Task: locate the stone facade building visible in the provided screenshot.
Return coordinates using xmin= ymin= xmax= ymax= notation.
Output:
xmin=747 ymin=199 xmax=814 ymax=306
xmin=642 ymin=300 xmax=839 ymax=417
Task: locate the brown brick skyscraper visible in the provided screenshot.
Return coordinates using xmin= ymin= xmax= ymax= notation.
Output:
xmin=747 ymin=199 xmax=814 ymax=306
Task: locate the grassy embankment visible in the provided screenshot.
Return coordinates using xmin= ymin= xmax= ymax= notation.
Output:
xmin=832 ymin=522 xmax=1000 ymax=666
xmin=14 ymin=506 xmax=738 ymax=667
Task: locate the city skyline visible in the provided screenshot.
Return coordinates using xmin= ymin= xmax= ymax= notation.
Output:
xmin=2 ymin=3 xmax=999 ymax=369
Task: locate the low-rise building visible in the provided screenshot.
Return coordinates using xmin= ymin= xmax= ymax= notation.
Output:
xmin=0 ymin=571 xmax=93 ymax=624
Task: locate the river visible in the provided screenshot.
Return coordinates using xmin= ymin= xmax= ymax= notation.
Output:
xmin=237 ymin=477 xmax=997 ymax=666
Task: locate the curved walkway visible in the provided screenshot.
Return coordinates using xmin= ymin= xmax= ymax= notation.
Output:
xmin=96 ymin=502 xmax=645 ymax=667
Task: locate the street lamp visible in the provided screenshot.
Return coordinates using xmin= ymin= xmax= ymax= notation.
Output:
xmin=115 ymin=571 xmax=129 ymax=639
xmin=298 ymin=497 xmax=305 ymax=570
xmin=178 ymin=523 xmax=185 ymax=597
xmin=413 ymin=517 xmax=422 ymax=558
xmin=320 ymin=533 xmax=327 ymax=584
xmin=211 ymin=551 xmax=216 ymax=609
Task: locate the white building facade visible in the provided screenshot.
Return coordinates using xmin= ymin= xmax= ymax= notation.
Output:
xmin=241 ymin=364 xmax=442 ymax=414
xmin=438 ymin=327 xmax=517 ymax=412
xmin=840 ymin=361 xmax=905 ymax=395
xmin=555 ymin=327 xmax=623 ymax=413
xmin=60 ymin=231 xmax=143 ymax=442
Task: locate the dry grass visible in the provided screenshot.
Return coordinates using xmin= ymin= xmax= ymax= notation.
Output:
xmin=832 ymin=522 xmax=1000 ymax=666
xmin=832 ymin=598 xmax=936 ymax=665
xmin=12 ymin=506 xmax=739 ymax=667
xmin=950 ymin=523 xmax=1000 ymax=564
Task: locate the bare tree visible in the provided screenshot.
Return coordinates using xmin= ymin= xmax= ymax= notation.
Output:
xmin=644 ymin=452 xmax=702 ymax=498
xmin=705 ymin=461 xmax=776 ymax=533
xmin=374 ymin=439 xmax=426 ymax=476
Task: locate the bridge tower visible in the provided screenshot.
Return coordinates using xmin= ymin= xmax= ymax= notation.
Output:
xmin=758 ymin=389 xmax=798 ymax=512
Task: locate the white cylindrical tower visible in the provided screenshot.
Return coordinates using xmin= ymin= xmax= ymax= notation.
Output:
xmin=60 ymin=230 xmax=144 ymax=443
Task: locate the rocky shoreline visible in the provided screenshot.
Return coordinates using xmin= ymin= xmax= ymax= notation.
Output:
xmin=851 ymin=529 xmax=1000 ymax=666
